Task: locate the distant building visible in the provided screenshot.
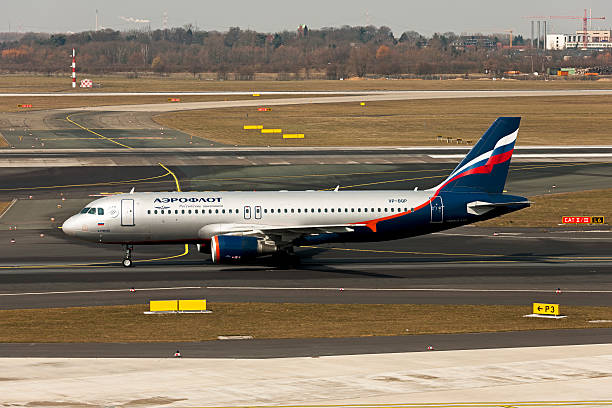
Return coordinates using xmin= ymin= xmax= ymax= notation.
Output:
xmin=452 ymin=35 xmax=497 ymax=51
xmin=547 ymin=30 xmax=612 ymax=50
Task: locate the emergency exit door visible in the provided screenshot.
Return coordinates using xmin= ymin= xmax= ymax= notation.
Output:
xmin=244 ymin=206 xmax=252 ymax=219
xmin=121 ymin=199 xmax=135 ymax=226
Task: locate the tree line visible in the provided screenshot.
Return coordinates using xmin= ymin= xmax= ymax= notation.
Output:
xmin=0 ymin=25 xmax=609 ymax=78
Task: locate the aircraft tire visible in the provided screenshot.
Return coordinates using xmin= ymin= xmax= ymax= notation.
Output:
xmin=122 ymin=259 xmax=133 ymax=268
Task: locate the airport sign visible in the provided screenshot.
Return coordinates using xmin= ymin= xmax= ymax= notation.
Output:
xmin=562 ymin=216 xmax=605 ymax=224
xmin=532 ymin=303 xmax=560 ymax=316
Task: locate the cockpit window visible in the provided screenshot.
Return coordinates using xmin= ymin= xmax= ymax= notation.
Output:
xmin=97 ymin=208 xmax=104 ymax=215
xmin=88 ymin=208 xmax=96 ymax=214
xmin=80 ymin=207 xmax=90 ymax=214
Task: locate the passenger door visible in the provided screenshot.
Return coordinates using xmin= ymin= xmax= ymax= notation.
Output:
xmin=255 ymin=206 xmax=262 ymax=220
xmin=244 ymin=206 xmax=252 ymax=220
xmin=121 ymin=199 xmax=135 ymax=226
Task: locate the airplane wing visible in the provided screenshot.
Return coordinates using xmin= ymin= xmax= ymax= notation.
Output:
xmin=467 ymin=200 xmax=531 ymax=216
xmin=199 ymin=223 xmax=365 ymax=245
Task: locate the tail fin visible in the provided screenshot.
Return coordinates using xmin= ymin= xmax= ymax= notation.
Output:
xmin=434 ymin=117 xmax=520 ymax=194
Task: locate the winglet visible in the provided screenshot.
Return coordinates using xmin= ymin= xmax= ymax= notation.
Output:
xmin=129 ymin=187 xmax=135 ymax=194
xmin=334 ymin=185 xmax=340 ymax=192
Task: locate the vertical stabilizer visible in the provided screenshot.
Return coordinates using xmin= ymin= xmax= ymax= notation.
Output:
xmin=434 ymin=117 xmax=520 ymax=194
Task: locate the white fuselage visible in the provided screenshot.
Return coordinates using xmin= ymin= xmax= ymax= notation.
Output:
xmin=62 ymin=190 xmax=435 ymax=244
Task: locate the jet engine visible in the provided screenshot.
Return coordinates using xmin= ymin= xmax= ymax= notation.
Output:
xmin=210 ymin=235 xmax=277 ymax=263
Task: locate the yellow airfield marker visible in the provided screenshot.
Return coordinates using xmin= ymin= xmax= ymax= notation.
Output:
xmin=243 ymin=125 xmax=264 ymax=130
xmin=360 ymin=102 xmax=366 ymax=106
xmin=283 ymin=134 xmax=305 ymax=139
xmin=252 ymin=93 xmax=260 ymax=97
xmin=261 ymin=129 xmax=282 ymax=134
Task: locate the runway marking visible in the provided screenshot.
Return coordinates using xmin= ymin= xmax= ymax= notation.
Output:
xmin=158 ymin=162 xmax=182 ymax=192
xmin=301 ymin=246 xmax=612 ymax=263
xmin=0 ymin=286 xmax=201 ymax=297
xmin=3 ymin=286 xmax=611 ymax=297
xmin=205 ymin=286 xmax=612 ymax=293
xmin=0 ymin=171 xmax=173 ymax=191
xmin=65 ymin=114 xmax=133 ymax=149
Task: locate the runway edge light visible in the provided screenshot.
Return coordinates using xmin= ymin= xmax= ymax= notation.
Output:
xmin=524 ymin=302 xmax=567 ymax=319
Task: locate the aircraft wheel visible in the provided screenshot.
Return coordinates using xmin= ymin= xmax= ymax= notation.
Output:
xmin=122 ymin=258 xmax=133 ymax=268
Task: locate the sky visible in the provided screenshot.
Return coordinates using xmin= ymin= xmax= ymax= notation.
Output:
xmin=4 ymin=0 xmax=612 ymax=37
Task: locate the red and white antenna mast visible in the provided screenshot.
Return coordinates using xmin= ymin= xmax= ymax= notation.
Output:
xmin=71 ymin=48 xmax=76 ymax=88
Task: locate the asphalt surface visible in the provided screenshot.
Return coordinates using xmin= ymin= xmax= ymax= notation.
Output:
xmin=1 ymin=161 xmax=610 ymax=202
xmin=62 ymin=90 xmax=612 ymax=112
xmin=1 ymin=329 xmax=611 ymax=358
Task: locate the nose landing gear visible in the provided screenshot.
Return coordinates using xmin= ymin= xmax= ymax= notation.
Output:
xmin=122 ymin=244 xmax=134 ymax=267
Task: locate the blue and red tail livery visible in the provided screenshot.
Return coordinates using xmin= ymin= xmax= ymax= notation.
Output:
xmin=435 ymin=117 xmax=520 ymax=194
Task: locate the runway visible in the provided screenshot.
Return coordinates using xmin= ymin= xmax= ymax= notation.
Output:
xmin=59 ymin=90 xmax=612 ymax=112
xmin=1 ymin=329 xmax=611 ymax=358
xmin=0 ymin=159 xmax=611 ymax=311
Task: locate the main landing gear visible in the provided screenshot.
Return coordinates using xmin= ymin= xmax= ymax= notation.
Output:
xmin=122 ymin=244 xmax=134 ymax=267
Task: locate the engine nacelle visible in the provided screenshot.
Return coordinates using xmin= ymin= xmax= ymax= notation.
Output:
xmin=196 ymin=242 xmax=211 ymax=254
xmin=210 ymin=235 xmax=277 ymax=264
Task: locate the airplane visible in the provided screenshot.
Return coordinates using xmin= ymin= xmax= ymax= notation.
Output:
xmin=62 ymin=117 xmax=529 ymax=267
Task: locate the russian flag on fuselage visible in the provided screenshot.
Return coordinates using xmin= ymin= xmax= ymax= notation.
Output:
xmin=435 ymin=117 xmax=520 ymax=194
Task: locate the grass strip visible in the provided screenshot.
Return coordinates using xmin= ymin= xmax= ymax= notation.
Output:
xmin=0 ymin=303 xmax=611 ymax=343
xmin=153 ymin=95 xmax=612 ymax=146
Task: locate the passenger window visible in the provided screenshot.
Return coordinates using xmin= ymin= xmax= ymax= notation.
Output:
xmin=404 ymin=208 xmax=407 ymax=212
xmin=351 ymin=208 xmax=354 ymax=212
xmin=297 ymin=209 xmax=301 ymax=213
xmin=222 ymin=209 xmax=225 ymax=214
xmin=291 ymin=209 xmax=294 ymax=213
xmin=304 ymin=209 xmax=308 ymax=213
xmin=182 ymin=210 xmax=185 ymax=214
xmin=384 ymin=208 xmax=388 ymax=212
xmin=209 ymin=209 xmax=212 ymax=214
xmin=330 ymin=208 xmax=334 ymax=213
xmin=371 ymin=208 xmax=374 ymax=212
xmin=215 ymin=209 xmax=219 ymax=214
xmin=345 ymin=208 xmax=348 ymax=212
xmin=97 ymin=208 xmax=104 ymax=215
xmin=378 ymin=208 xmax=381 ymax=212
xmin=317 ymin=209 xmax=321 ymax=213
xmin=324 ymin=208 xmax=328 ymax=213
xmin=271 ymin=209 xmax=274 ymax=214
xmin=264 ymin=209 xmax=267 ymax=213
xmin=175 ymin=210 xmax=178 ymax=214
xmin=364 ymin=208 xmax=367 ymax=213
xmin=338 ymin=208 xmax=341 ymax=212
xmin=284 ymin=209 xmax=288 ymax=213
xmin=80 ymin=207 xmax=90 ymax=214
xmin=147 ymin=210 xmax=151 ymax=214
xmin=88 ymin=208 xmax=96 ymax=214
xmin=154 ymin=210 xmax=158 ymax=214
xmin=161 ymin=210 xmax=165 ymax=214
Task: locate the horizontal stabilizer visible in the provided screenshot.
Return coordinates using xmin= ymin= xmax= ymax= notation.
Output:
xmin=467 ymin=200 xmax=531 ymax=216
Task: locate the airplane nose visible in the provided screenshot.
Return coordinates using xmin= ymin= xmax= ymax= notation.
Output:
xmin=61 ymin=216 xmax=77 ymax=236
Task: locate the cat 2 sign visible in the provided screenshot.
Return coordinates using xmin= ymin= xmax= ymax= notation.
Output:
xmin=562 ymin=216 xmax=605 ymax=224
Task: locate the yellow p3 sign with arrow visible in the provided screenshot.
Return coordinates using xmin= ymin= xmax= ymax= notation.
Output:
xmin=532 ymin=303 xmax=560 ymax=316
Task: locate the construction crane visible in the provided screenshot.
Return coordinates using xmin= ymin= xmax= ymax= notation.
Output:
xmin=550 ymin=9 xmax=605 ymax=49
xmin=524 ymin=9 xmax=605 ymax=50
